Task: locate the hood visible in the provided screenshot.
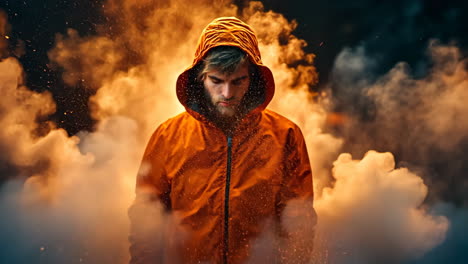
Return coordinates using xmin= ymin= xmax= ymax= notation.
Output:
xmin=176 ymin=17 xmax=275 ymax=119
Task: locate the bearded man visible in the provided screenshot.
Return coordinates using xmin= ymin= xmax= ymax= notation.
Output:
xmin=129 ymin=17 xmax=317 ymax=264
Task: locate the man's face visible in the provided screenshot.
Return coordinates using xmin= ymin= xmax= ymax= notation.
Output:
xmin=203 ymin=62 xmax=250 ymax=118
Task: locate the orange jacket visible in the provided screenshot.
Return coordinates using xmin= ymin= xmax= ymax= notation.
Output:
xmin=129 ymin=17 xmax=316 ymax=264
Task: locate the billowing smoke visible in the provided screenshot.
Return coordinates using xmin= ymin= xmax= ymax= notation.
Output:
xmin=0 ymin=56 xmax=141 ymax=262
xmin=332 ymin=42 xmax=468 ymax=198
xmin=328 ymin=40 xmax=468 ymax=263
xmin=314 ymin=151 xmax=448 ymax=263
xmin=0 ymin=0 xmax=457 ymax=263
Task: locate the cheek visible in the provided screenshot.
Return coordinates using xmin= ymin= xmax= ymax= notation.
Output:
xmin=203 ymin=82 xmax=218 ymax=100
xmin=239 ymin=83 xmax=250 ymax=97
xmin=203 ymin=81 xmax=218 ymax=97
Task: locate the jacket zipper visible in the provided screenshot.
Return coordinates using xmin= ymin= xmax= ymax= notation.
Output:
xmin=223 ymin=136 xmax=233 ymax=264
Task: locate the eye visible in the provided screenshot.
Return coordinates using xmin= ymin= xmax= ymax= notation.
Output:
xmin=210 ymin=77 xmax=222 ymax=84
xmin=232 ymin=76 xmax=248 ymax=86
xmin=232 ymin=79 xmax=245 ymax=86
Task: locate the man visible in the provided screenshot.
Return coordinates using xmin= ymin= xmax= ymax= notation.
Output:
xmin=129 ymin=17 xmax=316 ymax=264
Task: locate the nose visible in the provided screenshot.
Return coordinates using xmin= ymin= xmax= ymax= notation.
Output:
xmin=221 ymin=83 xmax=235 ymax=100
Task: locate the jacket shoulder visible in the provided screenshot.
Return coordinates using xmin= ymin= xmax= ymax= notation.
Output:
xmin=147 ymin=112 xmax=193 ymax=142
xmin=153 ymin=112 xmax=192 ymax=131
xmin=262 ymin=109 xmax=301 ymax=131
xmin=261 ymin=109 xmax=307 ymax=147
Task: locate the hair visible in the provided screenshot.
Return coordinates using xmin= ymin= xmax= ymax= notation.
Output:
xmin=197 ymin=46 xmax=249 ymax=81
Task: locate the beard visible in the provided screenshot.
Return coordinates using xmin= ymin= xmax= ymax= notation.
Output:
xmin=214 ymin=102 xmax=237 ymax=117
xmin=204 ymin=91 xmax=241 ymax=120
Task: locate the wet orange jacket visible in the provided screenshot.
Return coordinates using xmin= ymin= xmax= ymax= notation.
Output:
xmin=129 ymin=17 xmax=316 ymax=264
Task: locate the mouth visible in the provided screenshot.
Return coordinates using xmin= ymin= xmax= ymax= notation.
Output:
xmin=218 ymin=101 xmax=234 ymax=107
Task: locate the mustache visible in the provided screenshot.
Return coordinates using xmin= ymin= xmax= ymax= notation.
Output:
xmin=217 ymin=96 xmax=235 ymax=101
xmin=215 ymin=97 xmax=239 ymax=103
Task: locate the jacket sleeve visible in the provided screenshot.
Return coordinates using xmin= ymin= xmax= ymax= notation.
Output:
xmin=128 ymin=124 xmax=171 ymax=264
xmin=276 ymin=125 xmax=317 ymax=264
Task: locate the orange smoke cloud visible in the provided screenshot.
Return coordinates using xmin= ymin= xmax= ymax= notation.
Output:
xmin=0 ymin=57 xmax=56 ymax=177
xmin=315 ymin=151 xmax=448 ymax=263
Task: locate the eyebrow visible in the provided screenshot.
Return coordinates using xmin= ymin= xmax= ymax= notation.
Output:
xmin=207 ymin=75 xmax=248 ymax=82
xmin=233 ymin=76 xmax=248 ymax=82
xmin=208 ymin=75 xmax=223 ymax=82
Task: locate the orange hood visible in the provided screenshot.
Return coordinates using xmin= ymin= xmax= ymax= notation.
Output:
xmin=176 ymin=17 xmax=275 ymax=119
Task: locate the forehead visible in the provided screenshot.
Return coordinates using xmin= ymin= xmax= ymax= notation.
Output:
xmin=207 ymin=62 xmax=250 ymax=79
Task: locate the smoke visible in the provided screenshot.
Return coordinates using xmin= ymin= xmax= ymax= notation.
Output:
xmin=0 ymin=8 xmax=141 ymax=263
xmin=333 ymin=41 xmax=468 ymax=154
xmin=331 ymin=42 xmax=468 ymax=202
xmin=0 ymin=55 xmax=141 ymax=262
xmin=314 ymin=151 xmax=448 ymax=263
xmin=410 ymin=203 xmax=468 ymax=264
xmin=0 ymin=57 xmax=56 ymax=182
xmin=366 ymin=41 xmax=468 ymax=153
xmin=327 ymin=40 xmax=468 ymax=264
xmin=0 ymin=0 xmax=456 ymax=263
